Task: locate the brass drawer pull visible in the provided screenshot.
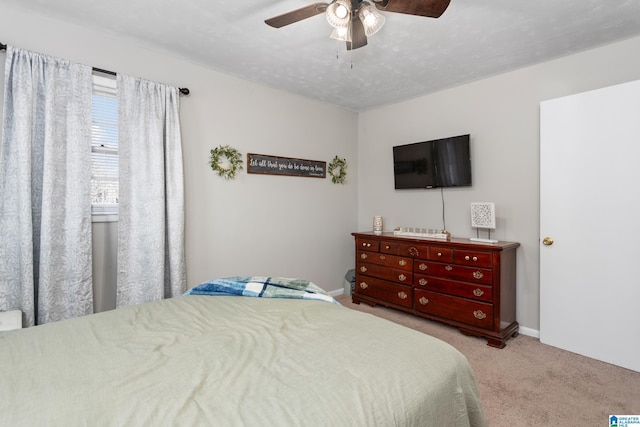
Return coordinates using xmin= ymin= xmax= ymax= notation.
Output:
xmin=385 ymin=245 xmax=390 ymax=250
xmin=398 ymin=291 xmax=408 ymax=300
xmin=465 ymin=255 xmax=470 ymax=261
xmin=360 ymin=266 xmax=368 ymax=273
xmin=419 ymin=278 xmax=428 ymax=286
xmin=473 ymin=256 xmax=478 ymax=261
xmin=398 ymin=259 xmax=407 ymax=267
xmin=465 ymin=255 xmax=479 ymax=262
xmin=437 ymin=252 xmax=443 ymax=257
xmin=408 ymin=247 xmax=419 ymax=257
xmin=445 ymin=265 xmax=453 ymax=271
xmin=360 ymin=253 xmax=368 ymax=259
xmin=379 ymin=255 xmax=386 ymax=260
xmin=362 ymin=242 xmax=372 ymax=248
xmin=419 ymin=297 xmax=429 ymax=305
xmin=398 ymin=274 xmax=407 ymax=282
xmin=473 ymin=310 xmax=487 ymax=320
xmin=419 ymin=263 xmax=428 ymax=271
xmin=473 ymin=271 xmax=484 ymax=280
xmin=473 ymin=288 xmax=484 ymax=297
xmin=359 ymin=282 xmax=368 ymax=290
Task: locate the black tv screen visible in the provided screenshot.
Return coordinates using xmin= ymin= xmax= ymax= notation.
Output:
xmin=393 ymin=134 xmax=471 ymax=189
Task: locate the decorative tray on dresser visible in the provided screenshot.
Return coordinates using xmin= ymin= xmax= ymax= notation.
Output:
xmin=351 ymin=231 xmax=520 ymax=348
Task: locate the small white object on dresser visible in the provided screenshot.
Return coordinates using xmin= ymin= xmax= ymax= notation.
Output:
xmin=0 ymin=310 xmax=22 ymax=331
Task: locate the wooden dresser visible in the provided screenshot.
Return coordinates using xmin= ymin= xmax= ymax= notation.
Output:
xmin=351 ymin=231 xmax=520 ymax=348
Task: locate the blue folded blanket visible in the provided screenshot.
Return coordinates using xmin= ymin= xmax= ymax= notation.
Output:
xmin=183 ymin=276 xmax=338 ymax=304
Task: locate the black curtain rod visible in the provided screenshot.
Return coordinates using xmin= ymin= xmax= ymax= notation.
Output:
xmin=93 ymin=67 xmax=190 ymax=95
xmin=1 ymin=43 xmax=190 ymax=95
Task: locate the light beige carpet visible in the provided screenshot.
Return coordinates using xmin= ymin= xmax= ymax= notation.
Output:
xmin=336 ymin=295 xmax=640 ymax=427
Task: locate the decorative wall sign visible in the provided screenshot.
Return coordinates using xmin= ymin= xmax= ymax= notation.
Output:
xmin=210 ymin=145 xmax=243 ymax=180
xmin=247 ymin=153 xmax=326 ymax=178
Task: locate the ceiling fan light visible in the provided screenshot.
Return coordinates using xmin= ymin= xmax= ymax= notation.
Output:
xmin=330 ymin=26 xmax=352 ymax=42
xmin=358 ymin=2 xmax=385 ymax=36
xmin=326 ymin=0 xmax=352 ymax=28
xmin=335 ymin=4 xmax=349 ymax=19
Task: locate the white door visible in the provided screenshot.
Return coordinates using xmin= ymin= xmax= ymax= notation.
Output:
xmin=540 ymin=80 xmax=640 ymax=372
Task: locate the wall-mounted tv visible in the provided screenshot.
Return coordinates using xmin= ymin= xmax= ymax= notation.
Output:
xmin=393 ymin=134 xmax=471 ymax=189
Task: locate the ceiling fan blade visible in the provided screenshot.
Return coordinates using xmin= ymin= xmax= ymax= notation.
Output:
xmin=265 ymin=3 xmax=329 ymax=28
xmin=374 ymin=0 xmax=451 ymax=18
xmin=347 ymin=14 xmax=367 ymax=50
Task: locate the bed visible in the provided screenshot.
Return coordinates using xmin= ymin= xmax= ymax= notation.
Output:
xmin=0 ymin=277 xmax=487 ymax=426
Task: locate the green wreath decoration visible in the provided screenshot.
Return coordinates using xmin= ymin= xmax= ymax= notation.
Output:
xmin=328 ymin=155 xmax=347 ymax=184
xmin=209 ymin=145 xmax=243 ymax=180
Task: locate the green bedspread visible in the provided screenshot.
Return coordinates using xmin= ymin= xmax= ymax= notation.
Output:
xmin=0 ymin=295 xmax=487 ymax=426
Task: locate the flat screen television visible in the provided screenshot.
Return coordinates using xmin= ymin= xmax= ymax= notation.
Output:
xmin=393 ymin=134 xmax=471 ymax=189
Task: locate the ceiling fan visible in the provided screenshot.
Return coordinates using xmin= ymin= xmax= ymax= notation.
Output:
xmin=265 ymin=0 xmax=451 ymax=50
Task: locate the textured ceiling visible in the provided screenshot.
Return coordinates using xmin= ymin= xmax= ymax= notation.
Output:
xmin=3 ymin=0 xmax=640 ymax=111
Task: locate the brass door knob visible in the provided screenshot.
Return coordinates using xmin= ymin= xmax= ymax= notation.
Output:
xmin=542 ymin=237 xmax=554 ymax=246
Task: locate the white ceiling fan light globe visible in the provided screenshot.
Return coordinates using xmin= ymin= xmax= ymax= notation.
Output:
xmin=336 ymin=4 xmax=349 ymax=18
xmin=358 ymin=2 xmax=385 ymax=36
xmin=326 ymin=0 xmax=352 ymax=28
xmin=330 ymin=25 xmax=352 ymax=42
xmin=363 ymin=10 xmax=376 ymax=26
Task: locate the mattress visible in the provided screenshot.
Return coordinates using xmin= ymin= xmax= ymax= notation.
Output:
xmin=0 ymin=295 xmax=487 ymax=426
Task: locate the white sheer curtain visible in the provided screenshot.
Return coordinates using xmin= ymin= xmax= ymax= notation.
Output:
xmin=0 ymin=46 xmax=93 ymax=326
xmin=116 ymin=74 xmax=186 ymax=307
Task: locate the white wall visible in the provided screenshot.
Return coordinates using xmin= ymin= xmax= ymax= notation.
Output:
xmin=92 ymin=222 xmax=118 ymax=312
xmin=358 ymin=35 xmax=640 ymax=332
xmin=0 ymin=4 xmax=358 ymax=294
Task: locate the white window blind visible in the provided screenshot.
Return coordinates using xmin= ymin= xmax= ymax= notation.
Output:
xmin=91 ymin=74 xmax=118 ymax=216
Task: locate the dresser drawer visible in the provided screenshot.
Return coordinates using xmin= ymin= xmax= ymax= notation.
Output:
xmin=413 ymin=275 xmax=493 ymax=302
xmin=414 ymin=261 xmax=493 ymax=285
xmin=379 ymin=240 xmax=454 ymax=262
xmin=357 ymin=262 xmax=412 ymax=284
xmin=453 ymin=250 xmax=492 ymax=268
xmin=356 ymin=237 xmax=379 ymax=252
xmin=380 ymin=241 xmax=430 ymax=258
xmin=414 ymin=290 xmax=494 ymax=329
xmin=427 ymin=246 xmax=453 ymax=262
xmin=357 ymin=250 xmax=412 ymax=271
xmin=355 ymin=275 xmax=413 ymax=308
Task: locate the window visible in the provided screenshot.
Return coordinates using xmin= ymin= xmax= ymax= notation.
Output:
xmin=91 ymin=74 xmax=118 ymax=219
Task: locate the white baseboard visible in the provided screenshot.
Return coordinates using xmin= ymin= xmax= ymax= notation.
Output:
xmin=328 ymin=289 xmax=346 ymax=297
xmin=517 ymin=325 xmax=539 ymax=338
